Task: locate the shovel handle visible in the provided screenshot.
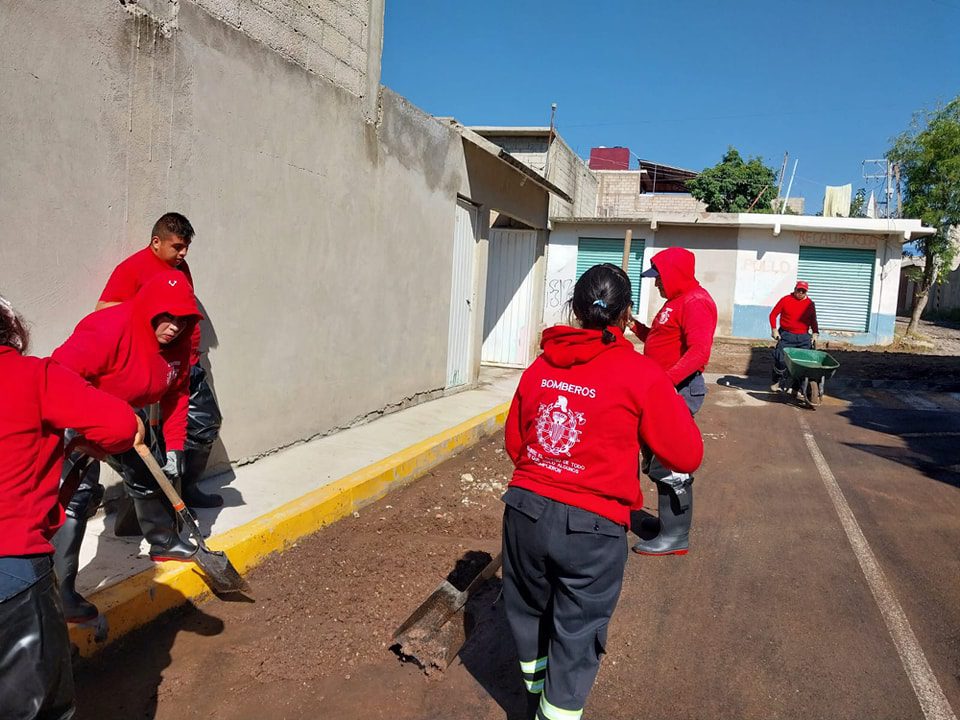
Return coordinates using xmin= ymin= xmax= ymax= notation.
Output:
xmin=134 ymin=442 xmax=187 ymax=514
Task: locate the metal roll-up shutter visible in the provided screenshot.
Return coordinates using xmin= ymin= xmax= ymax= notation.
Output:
xmin=576 ymin=237 xmax=645 ymax=308
xmin=797 ymin=246 xmax=875 ymax=331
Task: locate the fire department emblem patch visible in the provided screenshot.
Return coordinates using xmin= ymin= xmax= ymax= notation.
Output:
xmin=535 ymin=395 xmax=585 ymax=457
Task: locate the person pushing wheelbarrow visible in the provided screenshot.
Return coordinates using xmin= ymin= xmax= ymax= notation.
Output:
xmin=770 ymin=280 xmax=819 ymax=394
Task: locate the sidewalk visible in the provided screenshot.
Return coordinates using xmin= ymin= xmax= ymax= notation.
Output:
xmin=72 ymin=367 xmax=520 ymax=653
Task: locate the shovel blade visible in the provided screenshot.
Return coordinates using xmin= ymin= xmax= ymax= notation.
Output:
xmin=193 ymin=546 xmax=248 ymax=594
xmin=392 ymin=581 xmax=467 ymax=672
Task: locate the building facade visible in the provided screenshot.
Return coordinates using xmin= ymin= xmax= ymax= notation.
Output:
xmin=545 ymin=215 xmax=933 ymax=346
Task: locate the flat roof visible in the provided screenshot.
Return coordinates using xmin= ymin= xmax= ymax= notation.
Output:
xmin=550 ymin=213 xmax=936 ymax=241
xmin=469 ymin=126 xmax=552 ymax=137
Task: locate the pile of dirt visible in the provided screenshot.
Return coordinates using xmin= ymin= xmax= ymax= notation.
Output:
xmin=74 ymin=435 xmax=517 ymax=720
xmin=707 ymin=336 xmax=960 ymax=386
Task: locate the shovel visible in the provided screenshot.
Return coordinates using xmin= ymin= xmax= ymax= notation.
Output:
xmin=133 ymin=442 xmax=247 ymax=594
xmin=393 ymin=551 xmax=502 ymax=672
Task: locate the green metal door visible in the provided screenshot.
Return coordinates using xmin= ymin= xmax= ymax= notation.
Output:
xmin=576 ymin=237 xmax=645 ymax=308
xmin=797 ymin=246 xmax=875 ymax=332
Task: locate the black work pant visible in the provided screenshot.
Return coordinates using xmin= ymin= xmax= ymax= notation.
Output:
xmin=501 ymin=487 xmax=627 ymax=719
xmin=0 ymin=555 xmax=74 ymax=720
xmin=772 ymin=330 xmax=812 ymax=390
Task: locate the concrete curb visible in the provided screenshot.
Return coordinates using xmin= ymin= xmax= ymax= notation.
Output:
xmin=69 ymin=401 xmax=511 ymax=657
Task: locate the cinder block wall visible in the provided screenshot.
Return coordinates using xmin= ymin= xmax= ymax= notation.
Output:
xmin=596 ymin=171 xmax=706 ymax=216
xmin=127 ymin=0 xmax=382 ymax=115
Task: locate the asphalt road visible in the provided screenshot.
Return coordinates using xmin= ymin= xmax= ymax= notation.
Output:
xmin=74 ymin=380 xmax=960 ymax=720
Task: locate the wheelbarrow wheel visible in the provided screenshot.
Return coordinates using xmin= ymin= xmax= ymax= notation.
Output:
xmin=806 ymin=380 xmax=822 ymax=408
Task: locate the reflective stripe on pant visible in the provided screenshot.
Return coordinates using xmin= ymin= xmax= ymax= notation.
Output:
xmin=0 ymin=556 xmax=75 ymax=720
xmin=501 ymin=488 xmax=627 ymax=719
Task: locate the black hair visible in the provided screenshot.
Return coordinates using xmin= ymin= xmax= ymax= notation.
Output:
xmin=151 ymin=212 xmax=195 ymax=242
xmin=0 ymin=294 xmax=30 ymax=354
xmin=569 ymin=263 xmax=633 ymax=343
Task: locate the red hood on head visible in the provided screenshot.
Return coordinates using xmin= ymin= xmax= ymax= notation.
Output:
xmin=540 ymin=325 xmax=632 ymax=368
xmin=651 ymin=247 xmax=699 ymax=300
xmin=132 ymin=270 xmax=202 ymax=348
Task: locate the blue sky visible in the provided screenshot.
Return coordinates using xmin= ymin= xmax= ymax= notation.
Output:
xmin=381 ymin=0 xmax=960 ymax=213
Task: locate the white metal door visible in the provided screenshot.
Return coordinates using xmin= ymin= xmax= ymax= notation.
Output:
xmin=446 ymin=200 xmax=478 ymax=388
xmin=482 ymin=229 xmax=538 ymax=367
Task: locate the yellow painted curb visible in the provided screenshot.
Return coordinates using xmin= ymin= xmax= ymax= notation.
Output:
xmin=69 ymin=401 xmax=511 ymax=657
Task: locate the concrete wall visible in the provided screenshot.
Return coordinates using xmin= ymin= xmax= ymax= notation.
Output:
xmin=0 ymin=2 xmax=546 ymax=468
xmin=647 ymin=226 xmax=738 ymax=335
xmin=595 ymin=171 xmax=706 ymax=216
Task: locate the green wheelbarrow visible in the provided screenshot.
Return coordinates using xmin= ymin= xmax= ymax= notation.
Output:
xmin=782 ymin=347 xmax=840 ymax=408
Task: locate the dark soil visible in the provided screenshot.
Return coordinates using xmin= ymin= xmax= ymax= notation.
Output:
xmin=706 ymin=337 xmax=960 ymax=386
xmin=74 ymin=435 xmax=523 ymax=720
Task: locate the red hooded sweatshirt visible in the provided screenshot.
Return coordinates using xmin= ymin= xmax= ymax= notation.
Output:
xmin=0 ymin=347 xmax=137 ymax=556
xmin=99 ymin=246 xmax=202 ymax=366
xmin=505 ymin=326 xmax=703 ymax=526
xmin=52 ymin=271 xmax=202 ymax=451
xmin=769 ymin=294 xmax=819 ymax=334
xmin=632 ymin=247 xmax=718 ymax=386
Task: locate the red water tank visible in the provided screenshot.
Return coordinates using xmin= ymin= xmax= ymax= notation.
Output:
xmin=589 ymin=147 xmax=630 ymax=170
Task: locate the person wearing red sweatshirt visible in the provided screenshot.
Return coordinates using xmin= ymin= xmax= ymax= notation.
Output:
xmin=769 ymin=280 xmax=820 ymax=392
xmin=502 ymin=264 xmax=703 ymax=720
xmin=97 ymin=213 xmax=223 ymax=510
xmin=0 ymin=293 xmax=140 ymax=720
xmin=49 ymin=270 xmax=202 ymax=622
xmin=628 ymin=246 xmax=717 ymax=557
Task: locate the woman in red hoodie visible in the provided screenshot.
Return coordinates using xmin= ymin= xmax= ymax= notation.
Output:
xmin=502 ymin=264 xmax=703 ymax=720
xmin=50 ymin=270 xmax=202 ymax=622
xmin=0 ymin=294 xmax=140 ymax=720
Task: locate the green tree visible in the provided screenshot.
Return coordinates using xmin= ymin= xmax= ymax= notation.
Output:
xmin=849 ymin=188 xmax=867 ymax=218
xmin=888 ymin=97 xmax=960 ymax=335
xmin=687 ymin=147 xmax=778 ymax=213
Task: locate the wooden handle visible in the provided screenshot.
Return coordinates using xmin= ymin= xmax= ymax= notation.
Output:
xmin=133 ymin=442 xmax=187 ymax=513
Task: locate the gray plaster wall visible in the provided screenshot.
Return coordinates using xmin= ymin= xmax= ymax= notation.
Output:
xmin=650 ymin=226 xmax=738 ymax=335
xmin=0 ymin=2 xmax=543 ymax=467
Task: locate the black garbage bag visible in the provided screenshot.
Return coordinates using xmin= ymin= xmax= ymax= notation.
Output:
xmin=185 ymin=364 xmax=222 ymax=451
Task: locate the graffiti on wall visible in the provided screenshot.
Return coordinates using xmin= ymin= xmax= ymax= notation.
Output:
xmin=546 ymin=278 xmax=574 ymax=309
xmin=740 ymin=258 xmax=793 ymax=274
xmin=797 ymin=232 xmax=880 ymax=248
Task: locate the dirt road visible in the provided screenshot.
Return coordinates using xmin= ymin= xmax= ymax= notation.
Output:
xmin=74 ymin=349 xmax=960 ymax=719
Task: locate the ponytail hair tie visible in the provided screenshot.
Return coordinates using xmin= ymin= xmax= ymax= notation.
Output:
xmin=592 ymin=298 xmax=607 ymax=308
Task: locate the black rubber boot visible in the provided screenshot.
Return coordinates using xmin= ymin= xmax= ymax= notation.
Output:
xmin=51 ymin=515 xmax=98 ymax=622
xmin=113 ymin=494 xmax=143 ymax=537
xmin=632 ymin=476 xmax=693 ymax=556
xmin=182 ymin=445 xmax=223 ymax=509
xmin=133 ymin=496 xmax=198 ymax=562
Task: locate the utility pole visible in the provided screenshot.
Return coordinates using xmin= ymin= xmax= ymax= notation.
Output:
xmin=894 ymin=163 xmax=902 ymax=217
xmin=776 ymin=151 xmax=788 ymax=210
xmin=543 ymin=102 xmax=557 ymax=181
xmin=863 ymin=159 xmax=895 ymax=218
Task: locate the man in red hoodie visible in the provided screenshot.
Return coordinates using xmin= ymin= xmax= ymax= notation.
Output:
xmin=1 ymin=293 xmax=140 ymax=720
xmin=97 ymin=212 xmax=223 ymax=510
xmin=769 ymin=280 xmax=820 ymax=393
xmin=629 ymin=246 xmax=717 ymax=556
xmin=50 ymin=271 xmax=202 ymax=622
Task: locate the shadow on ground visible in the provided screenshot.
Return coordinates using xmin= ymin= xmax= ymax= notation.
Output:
xmin=73 ymin=598 xmax=226 ymax=720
